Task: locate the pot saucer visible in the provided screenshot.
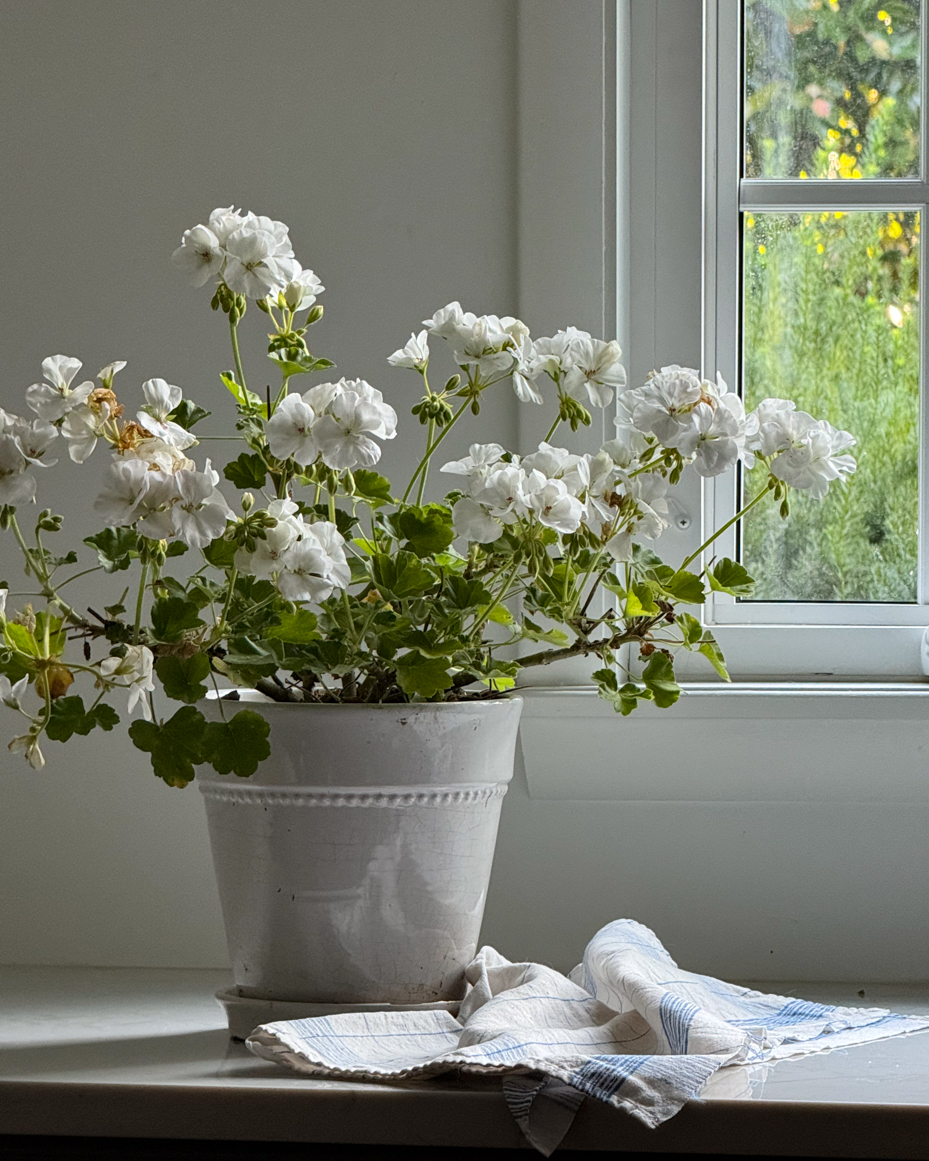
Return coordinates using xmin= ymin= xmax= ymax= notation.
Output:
xmin=216 ymin=986 xmax=461 ymax=1040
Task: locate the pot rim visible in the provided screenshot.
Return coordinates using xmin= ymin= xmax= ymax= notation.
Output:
xmin=205 ymin=689 xmax=523 ymax=710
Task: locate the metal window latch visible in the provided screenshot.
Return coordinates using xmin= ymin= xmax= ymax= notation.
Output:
xmin=666 ymin=497 xmax=691 ymax=530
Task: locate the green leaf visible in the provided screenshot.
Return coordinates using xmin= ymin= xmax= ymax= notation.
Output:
xmin=220 ymin=371 xmax=263 ymax=410
xmin=647 ymin=567 xmax=706 ymax=605
xmin=352 ymin=470 xmax=394 ymax=506
xmin=624 ymin=582 xmax=659 ymax=617
xmin=483 ymin=603 xmax=515 ymax=626
xmin=269 ymin=352 xmax=336 ymax=380
xmin=46 ymin=696 xmax=119 ymax=742
xmin=394 ymin=651 xmax=454 ymax=699
xmin=371 ymin=551 xmax=434 ymax=598
xmin=129 ymin=705 xmax=207 ymax=788
xmin=676 ymin=612 xmax=704 ymax=648
xmin=34 ymin=612 xmax=66 ymax=656
xmin=397 ymin=504 xmax=455 ymax=557
xmin=307 ymin=503 xmax=357 ymax=538
xmin=83 ymin=527 xmax=138 ymax=573
xmin=642 ymin=651 xmax=681 ymax=709
xmin=709 ymin=558 xmax=755 ymax=597
xmin=616 ymin=682 xmax=653 ymax=716
xmin=698 ymin=633 xmax=730 ymax=681
xmin=201 ymin=709 xmax=271 ymax=778
xmin=150 ymin=597 xmax=205 ymax=643
xmin=4 ymin=622 xmax=40 ymax=657
xmin=169 ymin=400 xmax=211 ymax=430
xmin=165 ymin=541 xmax=188 ymax=558
xmin=156 ymin=654 xmax=212 ymax=703
xmin=445 ymin=576 xmax=492 ymax=610
xmin=403 ymin=630 xmax=460 ymax=658
xmin=224 ymin=452 xmax=268 ymax=490
xmin=202 ymin=536 xmax=238 ymax=569
xmin=520 ymin=618 xmax=570 ymax=646
xmin=267 ymin=610 xmax=319 ymax=643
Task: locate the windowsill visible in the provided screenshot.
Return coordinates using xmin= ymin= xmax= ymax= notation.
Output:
xmin=516 ymin=685 xmax=929 ymax=800
xmin=1 ymin=966 xmax=927 ymax=1158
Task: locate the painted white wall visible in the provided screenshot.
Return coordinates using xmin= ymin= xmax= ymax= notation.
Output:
xmin=1 ymin=0 xmax=925 ymax=983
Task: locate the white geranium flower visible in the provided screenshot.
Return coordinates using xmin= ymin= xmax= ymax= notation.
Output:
xmin=97 ymin=360 xmax=127 ymax=389
xmin=526 ymin=479 xmax=586 ymax=534
xmin=242 ymin=213 xmax=294 ymax=257
xmin=97 ymin=645 xmax=155 ymax=721
xmin=0 ymin=435 xmax=36 ymax=505
xmin=9 ymin=733 xmax=45 ymax=769
xmin=450 ymin=314 xmax=517 ymax=377
xmin=605 ymin=400 xmax=651 ymax=468
xmin=474 ymin=464 xmax=532 ymax=520
xmin=306 ymin=520 xmax=351 ymax=588
xmin=562 ymin=335 xmax=626 ymax=409
xmin=521 ymin=443 xmax=584 ymax=484
xmin=629 ymin=472 xmax=671 ymax=540
xmin=282 ymin=265 xmax=325 ymax=312
xmin=10 ymin=418 xmax=57 ymax=467
xmin=387 ymin=330 xmax=430 ymax=370
xmin=674 ymin=396 xmax=749 ymax=478
xmin=207 ymin=206 xmax=249 ymax=246
xmin=344 ymin=380 xmax=397 ymax=439
xmin=440 ymin=443 xmax=506 ymax=485
xmin=529 ymin=329 xmax=579 ymax=379
xmin=770 ymin=421 xmax=856 ymax=499
xmin=0 ymin=673 xmax=28 ymax=711
xmin=512 ymin=335 xmax=544 ymax=404
xmin=266 ymin=392 xmax=319 ymax=466
xmin=312 ymin=393 xmax=387 ymax=470
xmin=60 ymin=400 xmax=112 ymax=464
xmin=223 ymin=227 xmax=289 ymax=298
xmin=134 ymin=469 xmax=180 ymax=541
xmin=171 ymin=225 xmax=225 ymax=287
xmin=423 ymin=301 xmax=469 ymax=339
xmin=168 ymin=460 xmax=231 ymax=549
xmin=132 ymin=437 xmax=195 ymax=474
xmin=93 ymin=457 xmax=152 ymax=526
xmin=235 ymin=519 xmax=300 ymax=579
xmin=137 ymin=379 xmax=196 ymax=451
xmin=625 ymin=365 xmax=703 ymax=444
xmin=25 ymin=355 xmax=94 ymax=422
xmin=746 ymin=397 xmax=803 ymax=457
xmin=452 ymin=497 xmax=504 ymax=544
xmin=276 ymin=526 xmax=347 ymax=604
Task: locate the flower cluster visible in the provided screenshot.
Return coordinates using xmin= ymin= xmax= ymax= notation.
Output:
xmin=172 ymin=207 xmax=324 ymax=307
xmin=0 ymin=202 xmax=859 ymax=785
xmin=234 ymin=499 xmax=350 ymax=603
xmin=266 ymin=378 xmax=397 ymax=472
xmin=421 ymin=303 xmax=627 ymax=411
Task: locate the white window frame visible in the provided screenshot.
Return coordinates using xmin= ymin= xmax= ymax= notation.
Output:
xmin=701 ymin=0 xmax=929 ymax=677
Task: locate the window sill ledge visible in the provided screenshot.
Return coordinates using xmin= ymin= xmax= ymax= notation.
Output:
xmin=516 ymin=685 xmax=929 ymax=801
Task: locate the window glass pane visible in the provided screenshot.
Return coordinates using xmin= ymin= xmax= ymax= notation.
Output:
xmin=740 ymin=209 xmax=920 ymax=601
xmin=744 ymin=0 xmax=921 ymax=179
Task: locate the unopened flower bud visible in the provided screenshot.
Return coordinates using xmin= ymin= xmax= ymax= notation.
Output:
xmin=306 ymin=304 xmax=324 ymax=325
xmin=283 ymin=281 xmax=304 ymax=311
xmin=241 ymin=492 xmax=255 ymax=513
xmin=0 ymin=505 xmax=14 ymax=529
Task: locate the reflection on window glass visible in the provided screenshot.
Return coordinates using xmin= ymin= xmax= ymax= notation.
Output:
xmin=741 ymin=210 xmax=919 ymax=601
xmin=744 ymin=0 xmax=921 ymax=179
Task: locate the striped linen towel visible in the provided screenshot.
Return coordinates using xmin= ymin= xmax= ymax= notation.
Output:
xmin=246 ymin=919 xmax=929 ymax=1155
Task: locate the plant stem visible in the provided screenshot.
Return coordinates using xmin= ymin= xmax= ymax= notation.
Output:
xmin=471 ymin=557 xmax=521 ymax=639
xmin=57 ymin=566 xmax=104 ymax=589
xmin=133 ymin=564 xmax=148 ymax=646
xmin=215 ymin=567 xmax=238 ymax=643
xmin=8 ymin=515 xmax=79 ymax=622
xmin=542 ymin=415 xmax=562 ymax=444
xmin=680 ymin=484 xmax=770 ymax=571
xmin=402 ymin=399 xmax=469 ymax=503
xmin=230 ymin=317 xmax=248 ymax=391
xmin=416 ymin=417 xmax=436 ymax=505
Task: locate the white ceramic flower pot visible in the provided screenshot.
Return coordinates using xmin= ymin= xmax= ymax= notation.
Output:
xmin=198 ymin=694 xmax=521 ymax=1005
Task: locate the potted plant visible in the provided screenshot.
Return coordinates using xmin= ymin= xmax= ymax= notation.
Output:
xmin=0 ymin=205 xmax=855 ymax=1008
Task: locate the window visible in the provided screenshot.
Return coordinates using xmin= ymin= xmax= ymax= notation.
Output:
xmin=701 ymin=0 xmax=929 ymax=676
